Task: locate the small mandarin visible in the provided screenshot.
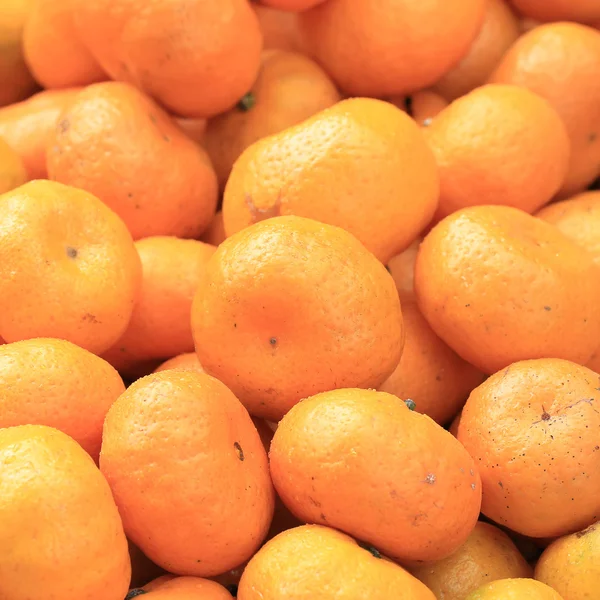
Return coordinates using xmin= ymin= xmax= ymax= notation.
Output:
xmin=465 ymin=578 xmax=564 ymax=599
xmin=409 ymin=521 xmax=533 ymax=600
xmin=192 ymin=216 xmax=405 ymax=421
xmin=270 ymin=388 xmax=482 ymax=563
xmin=100 ymin=370 xmax=275 ymax=577
xmin=415 ymin=205 xmax=600 ymax=374
xmin=534 ymin=521 xmax=600 ymax=600
xmin=238 ymin=525 xmax=437 ymax=600
xmin=0 ymin=425 xmax=131 ymax=600
xmin=223 ymin=98 xmax=439 ymax=264
xmin=457 ymin=358 xmax=600 ymax=538
xmin=0 ymin=180 xmax=142 ymax=354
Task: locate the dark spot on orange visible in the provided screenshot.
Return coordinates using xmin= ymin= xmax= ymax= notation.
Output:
xmin=66 ymin=246 xmax=77 ymax=259
xmin=57 ymin=118 xmax=70 ymax=134
xmin=82 ymin=313 xmax=99 ymax=324
xmin=404 ymin=399 xmax=416 ymax=411
xmin=269 ymin=337 xmax=277 ymax=346
xmin=544 ymin=306 xmax=551 ymax=311
xmin=589 ymin=132 xmax=597 ymax=143
xmin=576 ymin=524 xmax=596 ymax=538
xmin=237 ymin=92 xmax=256 ymax=112
xmin=358 ymin=541 xmax=382 ymax=558
xmin=234 ymin=442 xmax=244 ymax=461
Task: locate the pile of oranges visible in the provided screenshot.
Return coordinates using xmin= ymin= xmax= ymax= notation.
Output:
xmin=0 ymin=0 xmax=599 ymax=599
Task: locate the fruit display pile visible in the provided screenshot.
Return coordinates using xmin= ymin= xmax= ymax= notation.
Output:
xmin=0 ymin=0 xmax=599 ymax=599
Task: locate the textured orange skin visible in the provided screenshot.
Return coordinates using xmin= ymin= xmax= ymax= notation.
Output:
xmin=47 ymin=82 xmax=218 ymax=240
xmin=141 ymin=576 xmax=232 ymax=599
xmin=458 ymin=359 xmax=600 ymax=538
xmin=72 ymin=0 xmax=263 ymax=118
xmin=0 ymin=0 xmax=38 ymax=107
xmin=410 ymin=521 xmax=532 ymax=600
xmin=425 ymin=84 xmax=570 ymax=222
xmin=270 ymin=389 xmax=482 ymax=563
xmin=466 ymin=578 xmax=564 ymax=599
xmin=253 ymin=4 xmax=306 ymax=53
xmin=192 ymin=216 xmax=405 ymax=421
xmin=257 ymin=0 xmax=325 ymax=11
xmin=0 ymin=87 xmax=80 ymax=179
xmin=414 ymin=205 xmax=600 ymax=374
xmin=153 ymin=352 xmax=204 ymax=375
xmin=379 ymin=299 xmax=485 ymax=425
xmin=201 ymin=210 xmax=227 ymax=246
xmin=100 ymin=370 xmax=275 ymax=577
xmin=536 ymin=191 xmax=600 ymax=374
xmin=489 ymin=23 xmax=600 ymax=197
xmin=510 ymin=0 xmax=600 ymax=23
xmin=102 ymin=237 xmax=216 ymax=372
xmin=22 ymin=0 xmax=106 ymax=89
xmin=204 ymin=49 xmax=341 ymax=190
xmin=298 ymin=0 xmax=485 ymax=97
xmin=0 ymin=180 xmax=142 ymax=354
xmin=535 ymin=191 xmax=600 ymax=263
xmin=0 ymin=136 xmax=27 ymax=193
xmin=433 ymin=0 xmax=521 ymax=101
xmin=0 ymin=425 xmax=131 ymax=600
xmin=239 ymin=525 xmax=436 ymax=600
xmin=535 ymin=521 xmax=600 ymax=600
xmin=387 ymin=238 xmax=421 ymax=301
xmin=223 ymin=98 xmax=439 ymax=263
xmin=0 ymin=338 xmax=124 ymax=460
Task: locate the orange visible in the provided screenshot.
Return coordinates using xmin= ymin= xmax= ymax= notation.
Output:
xmin=134 ymin=576 xmax=233 ymax=599
xmin=409 ymin=521 xmax=533 ymax=600
xmin=0 ymin=134 xmax=27 ymax=193
xmin=414 ymin=205 xmax=600 ymax=374
xmin=0 ymin=338 xmax=125 ymax=461
xmin=457 ymin=358 xmax=600 ymax=539
xmin=253 ymin=4 xmax=305 ymax=53
xmin=425 ymin=84 xmax=570 ymax=222
xmin=465 ymin=578 xmax=564 ymax=599
xmin=192 ymin=216 xmax=405 ymax=421
xmin=510 ymin=0 xmax=600 ymax=24
xmin=238 ymin=525 xmax=437 ymax=599
xmin=0 ymin=180 xmax=142 ymax=355
xmin=0 ymin=0 xmax=37 ymax=107
xmin=47 ymin=82 xmax=218 ymax=241
xmin=0 ymin=87 xmax=80 ymax=179
xmin=100 ymin=370 xmax=275 ymax=577
xmin=298 ymin=0 xmax=485 ymax=97
xmin=223 ymin=98 xmax=439 ymax=264
xmin=270 ymin=388 xmax=482 ymax=563
xmin=72 ymin=0 xmax=263 ymax=118
xmin=379 ymin=299 xmax=485 ymax=425
xmin=0 ymin=425 xmax=130 ymax=600
xmin=203 ymin=49 xmax=341 ymax=190
xmin=23 ymin=0 xmax=106 ymax=89
xmin=535 ymin=190 xmax=600 ymax=263
xmin=101 ymin=236 xmax=216 ymax=374
xmin=201 ymin=210 xmax=227 ymax=246
xmin=386 ymin=237 xmax=421 ymax=301
xmin=535 ymin=521 xmax=600 ymax=600
xmin=489 ymin=22 xmax=600 ymax=197
xmin=153 ymin=352 xmax=204 ymax=375
xmin=433 ymin=0 xmax=521 ymax=101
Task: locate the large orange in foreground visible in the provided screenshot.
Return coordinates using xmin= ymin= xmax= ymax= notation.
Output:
xmin=100 ymin=370 xmax=274 ymax=577
xmin=0 ymin=425 xmax=130 ymax=600
xmin=270 ymin=388 xmax=482 ymax=563
xmin=192 ymin=216 xmax=405 ymax=421
xmin=0 ymin=180 xmax=141 ymax=354
xmin=457 ymin=358 xmax=600 ymax=538
xmin=415 ymin=205 xmax=600 ymax=374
